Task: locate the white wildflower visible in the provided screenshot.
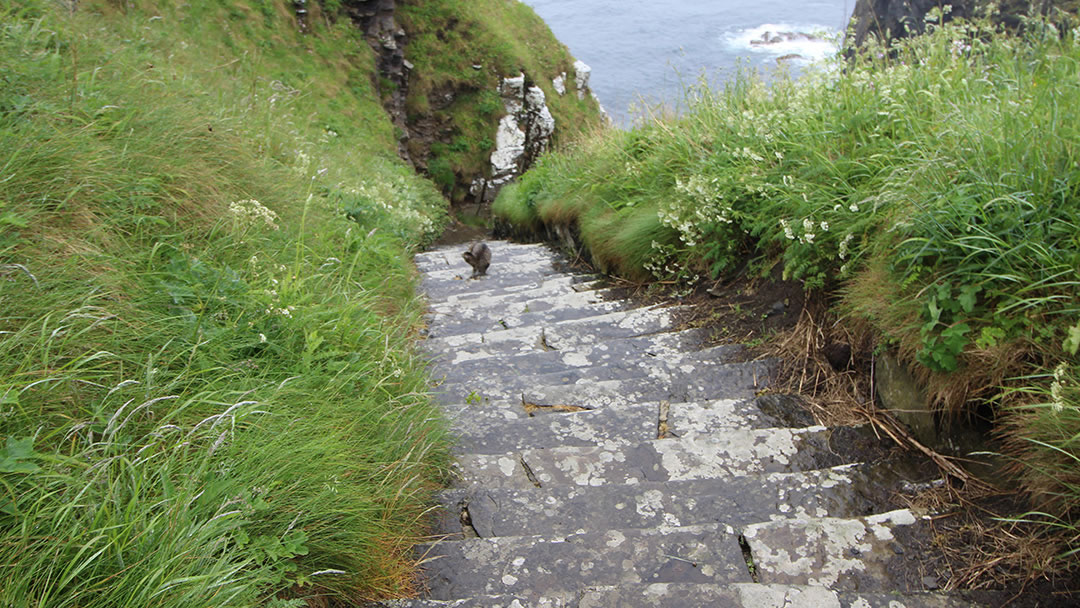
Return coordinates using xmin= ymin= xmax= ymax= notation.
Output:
xmin=1050 ymin=363 xmax=1069 ymax=414
xmin=228 ymin=199 xmax=280 ymax=231
xmin=259 ymin=333 xmax=267 ymax=343
xmin=820 ymin=221 xmax=829 ymax=232
xmin=849 ymin=202 xmax=860 ymax=212
xmin=839 ymin=233 xmax=855 ymax=260
xmin=780 ymin=219 xmax=795 ymax=240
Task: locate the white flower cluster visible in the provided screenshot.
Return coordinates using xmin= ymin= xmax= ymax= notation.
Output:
xmin=950 ymin=39 xmax=972 ymax=56
xmin=779 ymin=217 xmax=828 ymax=245
xmin=1050 ymin=363 xmax=1071 ymax=414
xmin=838 ymin=233 xmax=855 ymax=260
xmin=658 ymin=174 xmax=735 ymax=248
xmin=228 ymin=199 xmax=280 ymax=231
xmin=295 ymin=149 xmax=312 ymax=175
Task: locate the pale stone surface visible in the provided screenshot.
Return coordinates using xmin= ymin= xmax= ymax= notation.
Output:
xmin=573 ymin=59 xmax=592 ymax=100
xmin=743 ymin=510 xmax=924 ymax=591
xmin=479 ymin=75 xmax=558 ymax=202
xmin=400 ymin=241 xmax=976 ymax=608
xmin=553 ymin=72 xmax=567 ymax=95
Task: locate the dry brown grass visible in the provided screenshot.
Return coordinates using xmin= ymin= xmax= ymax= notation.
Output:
xmin=757 ymin=296 xmax=1080 ymax=598
xmin=897 ymin=482 xmax=1080 ymax=602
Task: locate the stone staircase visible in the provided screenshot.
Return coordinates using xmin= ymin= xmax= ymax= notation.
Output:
xmin=389 ymin=241 xmax=982 ymax=608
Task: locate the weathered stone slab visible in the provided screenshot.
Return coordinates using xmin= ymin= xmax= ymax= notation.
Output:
xmin=420 ymin=264 xmax=562 ymax=300
xmin=379 ymin=596 xmax=572 ymax=608
xmin=743 ymin=509 xmax=928 ymax=592
xmin=519 ymin=427 xmax=839 ymax=487
xmin=448 ymin=403 xmax=660 ymax=454
xmin=426 ymin=329 xmax=720 ymax=376
xmin=425 ymin=294 xmax=630 ymax=338
xmin=435 ymin=464 xmax=877 ymax=538
xmin=433 ymin=343 xmax=749 ymax=391
xmin=428 ymin=284 xmax=621 ymax=319
xmin=377 ymin=586 xmax=981 ymax=607
xmin=452 ymin=426 xmax=846 ymax=489
xmin=417 ymin=524 xmax=750 ymax=600
xmin=578 ymin=583 xmax=981 ymax=608
xmin=434 ymin=359 xmax=775 ymax=409
xmin=419 ymin=264 xmax=596 ymax=304
xmin=415 ymin=243 xmax=559 ymax=272
xmin=445 ymin=398 xmax=780 ymax=455
xmin=423 ymin=306 xmax=684 ymax=357
xmin=451 ymin=452 xmax=536 ymax=489
xmin=667 ymin=398 xmax=775 ymax=435
xmin=427 ymin=276 xmax=603 ymax=311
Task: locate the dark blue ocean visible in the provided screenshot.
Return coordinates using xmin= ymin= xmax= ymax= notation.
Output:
xmin=523 ymin=0 xmax=854 ymax=125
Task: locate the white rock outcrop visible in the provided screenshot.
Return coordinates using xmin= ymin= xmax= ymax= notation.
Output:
xmin=573 ymin=60 xmax=592 ymax=100
xmin=477 ymin=73 xmax=557 ymax=203
xmin=553 ymin=72 xmax=567 ymax=96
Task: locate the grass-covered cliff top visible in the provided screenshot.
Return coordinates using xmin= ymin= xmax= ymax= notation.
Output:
xmin=1 ymin=0 xmax=451 ymax=604
xmin=495 ymin=16 xmax=1080 ymax=563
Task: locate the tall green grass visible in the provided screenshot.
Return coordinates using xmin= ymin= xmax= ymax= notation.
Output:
xmin=495 ymin=15 xmax=1080 ymax=555
xmin=1 ymin=0 xmax=449 ymax=604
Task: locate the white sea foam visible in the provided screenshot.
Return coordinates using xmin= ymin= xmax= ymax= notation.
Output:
xmin=723 ymin=23 xmax=841 ymax=64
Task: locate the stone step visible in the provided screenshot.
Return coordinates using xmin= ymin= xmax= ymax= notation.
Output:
xmin=433 ymin=340 xmax=744 ymax=389
xmin=446 ymin=398 xmax=778 ymax=454
xmin=415 ymin=242 xmax=559 ymax=272
xmin=427 ymin=276 xmax=603 ymax=311
xmin=434 ymin=357 xmax=774 ymax=407
xmin=425 ymin=292 xmax=632 ymax=339
xmin=743 ymin=509 xmax=931 ymax=593
xmin=420 ymin=266 xmax=565 ymax=301
xmin=378 ymin=585 xmax=981 ymax=607
xmin=427 ymin=283 xmax=620 ymax=318
xmin=416 ymin=524 xmax=750 ymax=601
xmin=578 ymin=583 xmax=982 ymax=608
xmin=422 ymin=305 xmax=686 ymax=358
xmin=433 ymin=464 xmax=883 ymax=538
xmin=452 ymin=426 xmax=848 ymax=489
xmin=427 ymin=328 xmax=719 ymax=375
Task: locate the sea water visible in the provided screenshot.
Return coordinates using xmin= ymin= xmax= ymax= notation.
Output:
xmin=522 ymin=0 xmax=854 ymax=126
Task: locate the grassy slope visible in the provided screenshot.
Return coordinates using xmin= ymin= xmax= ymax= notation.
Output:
xmin=397 ymin=0 xmax=603 ymax=201
xmin=0 ymin=0 xmax=451 ymax=605
xmin=494 ymin=18 xmax=1080 ymax=550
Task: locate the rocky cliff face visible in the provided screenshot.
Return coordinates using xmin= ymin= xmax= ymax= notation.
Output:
xmin=334 ymin=0 xmax=602 ymax=209
xmin=471 ymin=74 xmax=556 ymax=204
xmin=848 ymin=0 xmax=1072 ymax=48
xmin=848 ymin=0 xmax=975 ymax=48
xmin=339 ymin=0 xmax=412 ymax=162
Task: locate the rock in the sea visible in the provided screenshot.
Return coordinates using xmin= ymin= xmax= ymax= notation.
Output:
xmin=751 ymin=30 xmax=821 ymax=47
xmin=573 ymin=59 xmax=592 ymax=100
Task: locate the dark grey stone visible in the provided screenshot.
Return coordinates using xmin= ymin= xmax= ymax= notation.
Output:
xmin=416 ymin=525 xmax=750 ymax=600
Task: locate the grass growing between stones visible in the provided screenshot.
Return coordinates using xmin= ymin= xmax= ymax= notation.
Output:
xmin=0 ymin=1 xmax=451 ymax=604
xmin=495 ymin=15 xmax=1080 ymax=575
